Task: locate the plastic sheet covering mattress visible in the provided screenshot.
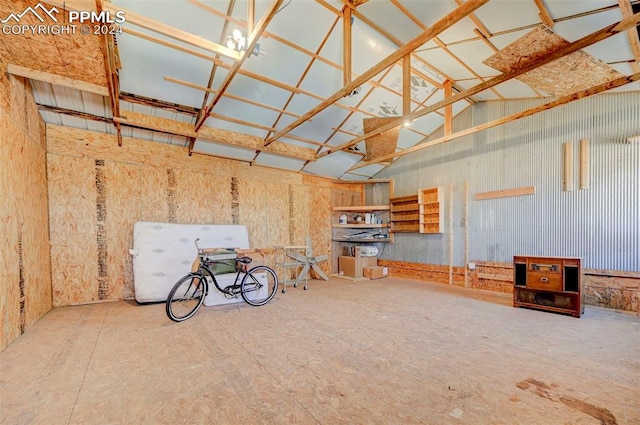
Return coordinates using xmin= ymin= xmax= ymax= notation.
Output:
xmin=132 ymin=222 xmax=250 ymax=303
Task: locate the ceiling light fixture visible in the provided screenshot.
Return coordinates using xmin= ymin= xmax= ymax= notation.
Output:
xmin=227 ymin=29 xmax=246 ymax=52
xmin=403 ymin=118 xmax=415 ymax=127
xmin=226 ymin=29 xmax=267 ymax=56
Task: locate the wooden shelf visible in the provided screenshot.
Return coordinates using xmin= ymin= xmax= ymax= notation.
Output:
xmin=389 ymin=195 xmax=419 ymax=233
xmin=332 ymin=205 xmax=390 ymax=212
xmin=418 ymin=187 xmax=443 ymax=234
xmin=332 ymin=223 xmax=388 ymax=228
xmin=389 ymin=218 xmax=418 ymax=223
xmin=332 ymin=238 xmax=391 ymax=243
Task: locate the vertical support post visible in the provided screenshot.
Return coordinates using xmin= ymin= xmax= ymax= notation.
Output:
xmin=464 ymin=181 xmax=469 ymax=288
xmin=563 ymin=142 xmax=574 ymax=191
xmin=403 ymin=55 xmax=411 ymax=116
xmin=579 ymin=138 xmax=589 ymax=190
xmin=343 ymin=5 xmax=352 ymax=87
xmin=448 ymin=184 xmax=454 ymax=286
xmin=444 ymin=79 xmax=453 ymax=135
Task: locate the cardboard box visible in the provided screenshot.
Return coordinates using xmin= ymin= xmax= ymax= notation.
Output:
xmin=339 ymin=256 xmax=377 ymax=278
xmin=363 ymin=266 xmax=388 ymax=280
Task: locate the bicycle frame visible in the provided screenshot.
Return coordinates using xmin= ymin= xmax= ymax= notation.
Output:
xmin=198 ymin=258 xmax=250 ymax=298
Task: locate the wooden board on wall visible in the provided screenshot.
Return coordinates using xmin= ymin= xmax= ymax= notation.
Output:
xmin=474 ymin=186 xmax=535 ymax=201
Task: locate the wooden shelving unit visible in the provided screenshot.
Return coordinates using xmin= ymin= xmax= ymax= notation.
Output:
xmin=389 ymin=194 xmax=419 ymax=233
xmin=331 ymin=205 xmax=391 ymax=274
xmin=331 ymin=206 xmax=391 ymax=242
xmin=418 ymin=186 xmax=443 ymax=234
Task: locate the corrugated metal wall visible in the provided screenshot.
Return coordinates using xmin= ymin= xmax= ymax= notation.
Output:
xmin=373 ymin=92 xmax=640 ymax=271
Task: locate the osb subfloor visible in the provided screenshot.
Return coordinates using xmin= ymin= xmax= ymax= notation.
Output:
xmin=1 ymin=277 xmax=639 ymax=425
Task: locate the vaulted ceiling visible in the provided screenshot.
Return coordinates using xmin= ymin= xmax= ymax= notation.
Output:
xmin=1 ymin=0 xmax=639 ymax=180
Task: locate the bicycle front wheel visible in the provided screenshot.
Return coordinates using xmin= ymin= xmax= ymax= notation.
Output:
xmin=166 ymin=273 xmax=207 ymax=322
xmin=241 ymin=266 xmax=278 ymax=306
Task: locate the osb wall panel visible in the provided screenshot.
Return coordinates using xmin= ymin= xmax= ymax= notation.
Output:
xmin=235 ymin=163 xmax=303 ymax=184
xmin=483 ymin=25 xmax=622 ymax=97
xmin=378 ymin=260 xmax=465 ymax=286
xmin=173 ymin=171 xmax=232 ymax=225
xmin=471 ymin=261 xmax=513 ymax=293
xmin=289 ymin=185 xmax=310 ymax=246
xmin=363 ymin=117 xmax=400 ymax=161
xmin=0 ymin=71 xmax=51 ymax=351
xmin=0 ymin=46 xmax=10 ymax=112
xmin=105 ymin=162 xmax=169 ymax=301
xmin=9 ymin=76 xmax=42 ymax=147
xmin=331 ymin=188 xmax=364 ymax=207
xmin=238 ymin=179 xmax=290 ymax=249
xmin=46 ymin=126 xmax=349 ymax=304
xmin=0 ymin=113 xmax=20 ymax=350
xmin=0 ymin=0 xmax=107 ymax=86
xmin=285 ymin=183 xmax=333 ymax=279
xmin=48 ymin=125 xmax=240 ymax=179
xmin=584 ymin=274 xmax=640 ymax=313
xmin=18 ymin=138 xmax=51 ymax=327
xmin=47 ymin=154 xmax=98 ymax=306
xmin=309 ymin=186 xmax=332 ymax=278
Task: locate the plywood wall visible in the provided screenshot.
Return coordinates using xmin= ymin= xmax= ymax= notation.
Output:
xmin=46 ymin=126 xmax=356 ymax=305
xmin=0 ymin=63 xmax=52 ymax=351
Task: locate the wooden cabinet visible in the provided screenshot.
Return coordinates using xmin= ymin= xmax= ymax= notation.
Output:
xmin=389 ymin=195 xmax=419 ymax=232
xmin=418 ymin=187 xmax=443 ymax=234
xmin=513 ymin=256 xmax=584 ymax=317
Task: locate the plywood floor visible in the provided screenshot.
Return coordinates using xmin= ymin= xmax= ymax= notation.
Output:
xmin=1 ymin=277 xmax=639 ymax=425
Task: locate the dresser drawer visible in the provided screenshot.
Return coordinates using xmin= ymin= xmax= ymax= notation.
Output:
xmin=526 ymin=270 xmax=563 ymax=291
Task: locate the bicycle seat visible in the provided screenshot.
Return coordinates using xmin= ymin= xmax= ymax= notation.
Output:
xmin=236 ymin=256 xmax=253 ymax=264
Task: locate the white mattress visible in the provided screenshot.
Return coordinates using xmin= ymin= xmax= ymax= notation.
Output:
xmin=132 ymin=222 xmax=250 ymax=303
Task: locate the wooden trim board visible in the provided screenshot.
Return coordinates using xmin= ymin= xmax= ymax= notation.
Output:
xmin=474 ymin=186 xmax=535 ymax=201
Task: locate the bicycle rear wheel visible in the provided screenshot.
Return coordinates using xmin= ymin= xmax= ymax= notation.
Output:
xmin=241 ymin=266 xmax=278 ymax=306
xmin=166 ymin=273 xmax=207 ymax=322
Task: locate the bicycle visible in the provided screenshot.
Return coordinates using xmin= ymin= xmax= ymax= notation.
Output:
xmin=166 ymin=239 xmax=278 ymax=322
